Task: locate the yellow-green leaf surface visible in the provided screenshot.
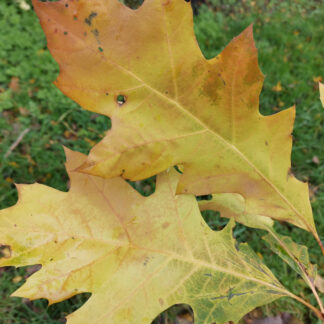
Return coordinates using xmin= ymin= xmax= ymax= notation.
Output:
xmin=32 ymin=0 xmax=317 ymax=239
xmin=0 ymin=149 xmax=289 ymax=324
xmin=263 ymin=233 xmax=317 ymax=283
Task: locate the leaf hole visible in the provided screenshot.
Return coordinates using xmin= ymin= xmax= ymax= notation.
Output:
xmin=116 ymin=94 xmax=126 ymax=106
xmin=174 ymin=165 xmax=183 ymax=174
xmin=121 ymin=0 xmax=144 ymax=10
xmin=196 ymin=194 xmax=212 ymax=201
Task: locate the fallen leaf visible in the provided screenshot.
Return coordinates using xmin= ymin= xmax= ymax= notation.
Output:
xmin=12 ymin=275 xmax=23 ymax=284
xmin=19 ymin=107 xmax=30 ymax=116
xmin=9 ymin=77 xmax=20 ymax=92
xmin=272 ymin=81 xmax=283 ymax=92
xmin=320 ymin=83 xmax=324 ymax=107
xmin=313 ymin=76 xmax=322 ymax=83
xmin=312 ymin=156 xmax=320 ymax=165
xmin=0 ymin=148 xmax=288 ymax=324
xmin=32 ymin=0 xmax=318 ymax=241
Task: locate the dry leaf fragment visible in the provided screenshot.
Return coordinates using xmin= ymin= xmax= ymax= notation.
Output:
xmin=0 ymin=148 xmax=289 ymax=324
xmin=312 ymin=156 xmax=320 ymax=165
xmin=315 ymin=274 xmax=324 ymax=293
xmin=272 ymin=81 xmax=283 ymax=92
xmin=320 ymin=83 xmax=324 ymax=107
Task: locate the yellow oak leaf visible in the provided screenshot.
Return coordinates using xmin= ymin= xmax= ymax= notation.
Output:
xmin=32 ymin=0 xmax=319 ymax=243
xmin=0 ymin=148 xmax=289 ymax=324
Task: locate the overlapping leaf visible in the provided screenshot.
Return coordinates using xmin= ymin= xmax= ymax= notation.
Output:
xmin=0 ymin=149 xmax=289 ymax=324
xmin=263 ymin=233 xmax=317 ymax=283
xmin=32 ymin=0 xmax=319 ymax=241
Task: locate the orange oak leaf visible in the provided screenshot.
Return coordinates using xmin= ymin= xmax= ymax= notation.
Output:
xmin=0 ymin=148 xmax=289 ymax=324
xmin=32 ymin=0 xmax=319 ymax=244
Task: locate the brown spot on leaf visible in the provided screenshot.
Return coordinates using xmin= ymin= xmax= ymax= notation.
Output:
xmin=162 ymin=222 xmax=170 ymax=229
xmin=85 ymin=12 xmax=98 ymax=26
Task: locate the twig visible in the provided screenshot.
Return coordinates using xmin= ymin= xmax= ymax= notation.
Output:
xmin=4 ymin=128 xmax=30 ymax=159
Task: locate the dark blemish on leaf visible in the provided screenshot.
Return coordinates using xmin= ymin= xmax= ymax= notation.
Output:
xmin=211 ymin=288 xmax=251 ymax=303
xmin=162 ymin=222 xmax=170 ymax=229
xmin=143 ymin=257 xmax=149 ymax=266
xmin=54 ymin=240 xmax=58 ymax=244
xmin=265 ymin=141 xmax=268 ymax=146
xmin=65 ymin=3 xmax=69 ymax=7
xmin=85 ymin=12 xmax=98 ymax=26
xmin=91 ymin=29 xmax=99 ymax=37
xmin=204 ymin=273 xmax=212 ymax=277
xmin=54 ymin=28 xmax=58 ymax=33
xmin=84 ymin=32 xmax=87 ymax=36
xmin=14 ymin=224 xmax=17 ymax=227
xmin=74 ymin=16 xmax=78 ymax=21
xmin=105 ymin=92 xmax=109 ymax=96
xmin=159 ymin=298 xmax=164 ymax=306
xmin=266 ymin=290 xmax=282 ymax=295
xmin=211 ymin=295 xmax=226 ymax=300
xmin=117 ymin=94 xmax=126 ymax=105
xmin=165 ymin=91 xmax=168 ymax=94
xmin=98 ymin=47 xmax=104 ymax=52
xmin=72 ymin=236 xmax=75 ymax=240
xmin=64 ymin=32 xmax=68 ymax=35
xmin=50 ymin=258 xmax=53 ymax=261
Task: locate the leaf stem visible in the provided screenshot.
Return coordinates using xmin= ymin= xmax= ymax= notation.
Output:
xmin=315 ymin=235 xmax=324 ymax=257
xmin=267 ymin=228 xmax=324 ymax=315
xmin=286 ymin=291 xmax=324 ymax=321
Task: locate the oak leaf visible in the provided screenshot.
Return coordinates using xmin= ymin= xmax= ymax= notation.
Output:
xmin=0 ymin=148 xmax=289 ymax=324
xmin=32 ymin=0 xmax=318 ymax=241
xmin=263 ymin=233 xmax=317 ymax=284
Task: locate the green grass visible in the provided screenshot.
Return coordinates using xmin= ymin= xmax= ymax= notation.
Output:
xmin=0 ymin=0 xmax=323 ymax=322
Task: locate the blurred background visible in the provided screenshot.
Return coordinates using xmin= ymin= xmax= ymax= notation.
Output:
xmin=0 ymin=0 xmax=323 ymax=323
